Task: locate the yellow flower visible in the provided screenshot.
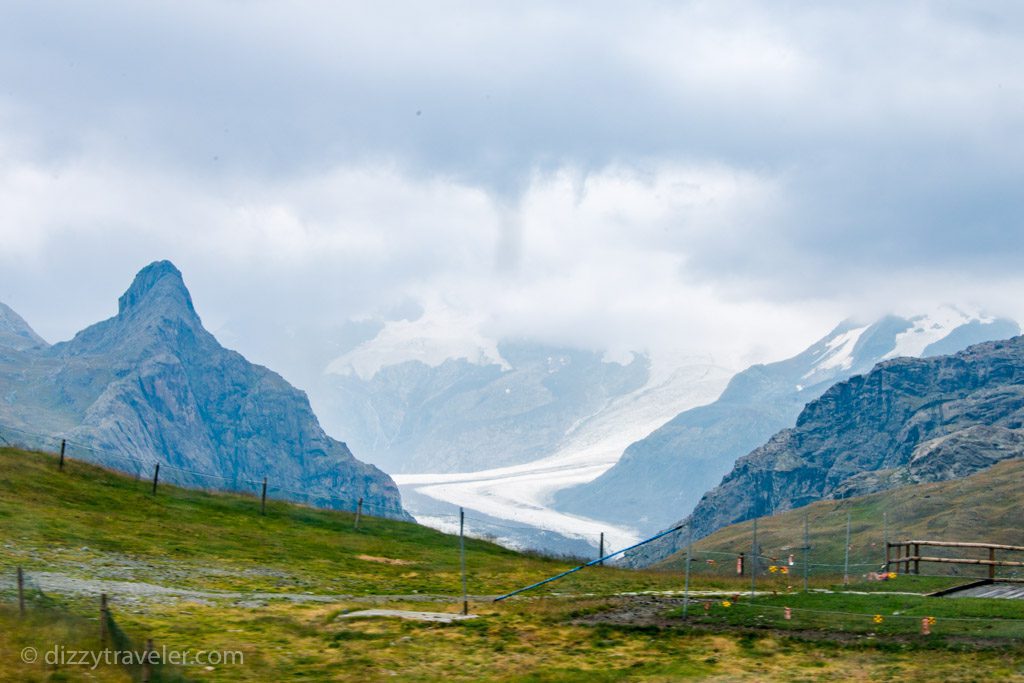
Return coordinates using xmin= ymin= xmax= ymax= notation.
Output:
xmin=887 ymin=572 xmax=897 ymax=580
xmin=721 ymin=600 xmax=732 ymax=608
xmin=927 ymin=616 xmax=936 ymax=625
xmin=873 ymin=614 xmax=884 ymax=624
xmin=780 ymin=567 xmax=789 ymax=575
xmin=769 ymin=565 xmax=778 ymax=573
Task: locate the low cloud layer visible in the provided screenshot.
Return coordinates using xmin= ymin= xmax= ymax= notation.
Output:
xmin=1 ymin=1 xmax=1022 ymax=381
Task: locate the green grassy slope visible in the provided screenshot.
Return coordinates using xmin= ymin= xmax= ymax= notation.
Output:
xmin=0 ymin=445 xmax=688 ymax=598
xmin=3 ymin=446 xmax=1024 ymax=681
xmin=656 ymin=458 xmax=1024 ymax=581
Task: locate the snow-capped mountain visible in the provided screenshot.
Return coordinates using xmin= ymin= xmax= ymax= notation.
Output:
xmin=306 ymin=309 xmax=734 ymax=551
xmin=312 ymin=303 xmax=735 ymax=475
xmin=554 ymin=309 xmax=1020 ymax=536
xmin=326 ymin=303 xmax=509 ymax=381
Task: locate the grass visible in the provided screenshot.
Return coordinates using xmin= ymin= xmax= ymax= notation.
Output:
xmin=656 ymin=458 xmax=1024 ymax=585
xmin=0 ymin=445 xmax=684 ymax=598
xmin=667 ymin=590 xmax=1024 ymax=639
xmin=3 ymin=445 xmax=1024 ymax=680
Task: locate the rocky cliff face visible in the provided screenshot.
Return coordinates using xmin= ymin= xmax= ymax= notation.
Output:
xmin=0 ymin=261 xmax=408 ymax=518
xmin=626 ymin=335 xmax=1024 ymax=566
xmin=556 ymin=313 xmax=1019 ymax=534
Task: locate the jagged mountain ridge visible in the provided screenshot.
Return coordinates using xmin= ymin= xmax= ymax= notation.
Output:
xmin=0 ymin=261 xmax=407 ymax=518
xmin=626 ymin=334 xmax=1024 ymax=567
xmin=555 ymin=312 xmax=1019 ymax=535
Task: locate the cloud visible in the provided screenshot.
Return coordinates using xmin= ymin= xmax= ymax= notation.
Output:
xmin=0 ymin=1 xmax=1022 ymax=381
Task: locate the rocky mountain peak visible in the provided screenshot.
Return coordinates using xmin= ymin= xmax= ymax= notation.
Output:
xmin=0 ymin=302 xmax=48 ymax=350
xmin=117 ymin=260 xmax=197 ymax=319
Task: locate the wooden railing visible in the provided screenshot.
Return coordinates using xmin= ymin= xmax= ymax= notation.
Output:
xmin=886 ymin=540 xmax=1024 ymax=578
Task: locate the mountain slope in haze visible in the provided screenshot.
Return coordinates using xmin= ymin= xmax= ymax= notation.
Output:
xmin=556 ymin=312 xmax=1019 ymax=535
xmin=628 ymin=334 xmax=1024 ymax=567
xmin=317 ymin=323 xmax=733 ymax=474
xmin=0 ymin=261 xmax=407 ymax=518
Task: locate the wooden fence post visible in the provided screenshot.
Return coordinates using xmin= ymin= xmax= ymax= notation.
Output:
xmin=261 ymin=477 xmax=268 ymax=516
xmin=599 ymin=532 xmax=604 ymax=566
xmin=100 ymin=593 xmax=109 ymax=648
xmin=17 ymin=567 xmax=25 ymax=616
xmin=354 ymin=497 xmax=363 ymax=530
xmin=142 ymin=638 xmax=154 ymax=682
xmin=59 ymin=439 xmax=66 ymax=471
xmin=914 ymin=543 xmax=920 ymax=575
xmin=990 ymin=547 xmax=996 ymax=580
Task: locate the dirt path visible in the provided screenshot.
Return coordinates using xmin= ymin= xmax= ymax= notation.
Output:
xmin=2 ymin=571 xmax=489 ymax=607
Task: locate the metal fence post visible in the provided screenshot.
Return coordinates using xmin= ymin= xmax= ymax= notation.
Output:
xmin=883 ymin=511 xmax=888 ymax=569
xmin=803 ymin=512 xmax=809 ymax=593
xmin=682 ymin=521 xmax=692 ymax=618
xmin=843 ymin=511 xmax=851 ymax=586
xmin=460 ymin=507 xmax=468 ymax=615
xmin=750 ymin=517 xmax=758 ymax=601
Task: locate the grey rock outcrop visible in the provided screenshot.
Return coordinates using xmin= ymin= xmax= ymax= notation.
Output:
xmin=0 ymin=261 xmax=408 ymax=518
xmin=627 ymin=335 xmax=1024 ymax=566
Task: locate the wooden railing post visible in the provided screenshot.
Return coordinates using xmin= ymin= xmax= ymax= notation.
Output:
xmin=17 ymin=567 xmax=25 ymax=616
xmin=100 ymin=593 xmax=109 ymax=648
xmin=914 ymin=543 xmax=920 ymax=575
xmin=989 ymin=547 xmax=996 ymax=580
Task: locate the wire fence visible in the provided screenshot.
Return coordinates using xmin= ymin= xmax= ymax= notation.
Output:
xmin=0 ymin=421 xmax=618 ymax=565
xmin=652 ymin=508 xmax=1024 ymax=588
xmin=8 ymin=567 xmax=191 ymax=681
xmin=0 ymin=422 xmax=405 ymax=519
xmin=5 ymin=420 xmax=1024 ymax=642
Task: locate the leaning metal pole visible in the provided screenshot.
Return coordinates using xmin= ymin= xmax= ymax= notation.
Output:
xmin=493 ymin=523 xmax=687 ymax=602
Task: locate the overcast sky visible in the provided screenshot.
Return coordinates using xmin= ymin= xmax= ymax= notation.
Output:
xmin=2 ymin=1 xmax=1023 ymax=380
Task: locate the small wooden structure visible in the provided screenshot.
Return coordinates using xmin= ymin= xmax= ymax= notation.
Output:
xmin=887 ymin=540 xmax=1024 ymax=579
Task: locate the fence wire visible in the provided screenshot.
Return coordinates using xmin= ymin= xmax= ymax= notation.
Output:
xmin=0 ymin=422 xmax=404 ymax=518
